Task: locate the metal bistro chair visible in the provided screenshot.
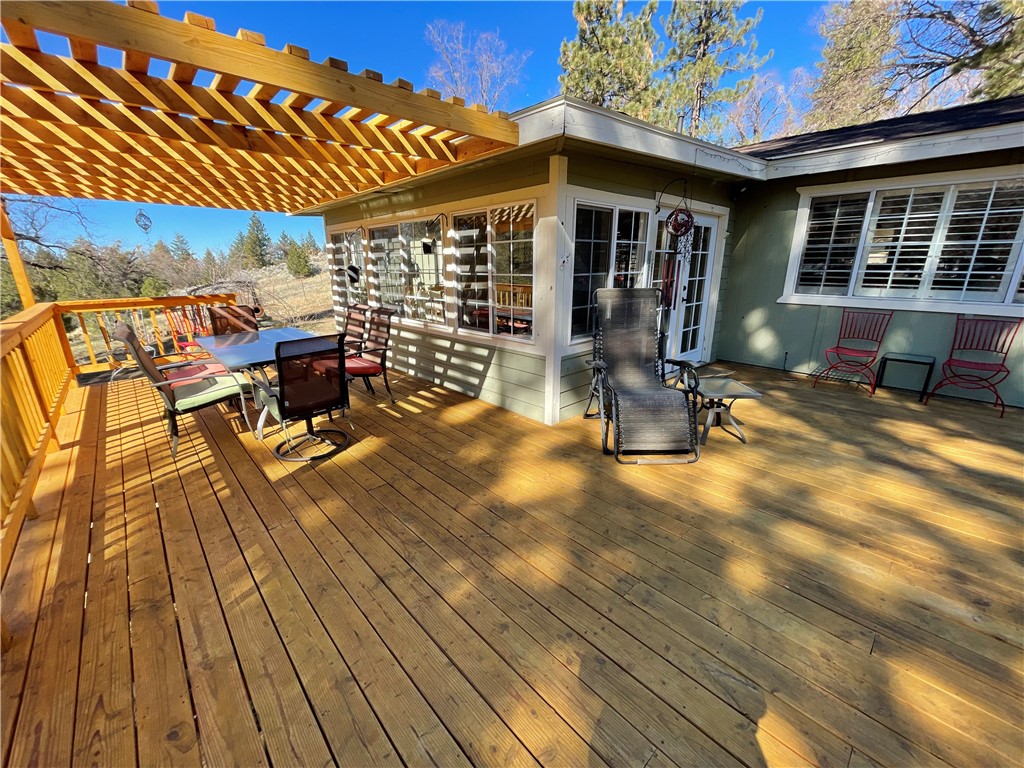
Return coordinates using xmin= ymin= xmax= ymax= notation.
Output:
xmin=208 ymin=304 xmax=259 ymax=335
xmin=341 ymin=302 xmax=371 ymax=353
xmin=326 ymin=306 xmax=397 ymax=403
xmin=164 ymin=304 xmax=212 ymax=360
xmin=112 ymin=321 xmax=251 ymax=457
xmin=925 ymin=315 xmax=1023 ymax=417
xmin=813 ymin=308 xmax=893 ymax=394
xmin=584 ymin=288 xmax=701 ymax=464
xmin=253 ymin=335 xmax=353 ymax=462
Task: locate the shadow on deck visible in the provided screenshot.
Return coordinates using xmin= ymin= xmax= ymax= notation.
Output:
xmin=3 ymin=365 xmax=1022 ymax=767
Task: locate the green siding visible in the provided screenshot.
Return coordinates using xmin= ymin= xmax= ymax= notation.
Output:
xmin=718 ymin=152 xmax=1024 ymax=409
xmin=558 ymin=350 xmax=596 ymax=421
xmin=388 ymin=328 xmax=548 ymax=423
xmin=567 ymin=155 xmax=735 ymax=210
xmin=323 ymin=155 xmax=551 ymax=228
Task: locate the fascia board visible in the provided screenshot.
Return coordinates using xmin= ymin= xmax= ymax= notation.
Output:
xmin=764 ymin=123 xmax=1024 ymax=179
xmin=514 ymin=98 xmax=767 ymax=181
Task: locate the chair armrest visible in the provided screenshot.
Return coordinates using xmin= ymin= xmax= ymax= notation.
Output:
xmin=664 ymin=359 xmax=699 ymax=392
xmin=151 ymin=372 xmax=236 ymax=389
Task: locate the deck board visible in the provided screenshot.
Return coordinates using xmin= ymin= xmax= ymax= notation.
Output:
xmin=2 ymin=364 xmax=1022 ymax=768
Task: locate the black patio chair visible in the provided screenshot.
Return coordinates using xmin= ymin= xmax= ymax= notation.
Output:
xmin=322 ymin=306 xmax=397 ymax=403
xmin=584 ymin=288 xmax=701 ymax=464
xmin=112 ymin=321 xmax=251 ymax=457
xmin=208 ymin=304 xmax=259 ymax=335
xmin=253 ymin=335 xmax=352 ymax=462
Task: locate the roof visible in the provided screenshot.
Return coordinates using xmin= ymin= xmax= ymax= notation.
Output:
xmin=738 ymin=95 xmax=1024 ymax=160
xmin=0 ymin=0 xmax=517 ymax=213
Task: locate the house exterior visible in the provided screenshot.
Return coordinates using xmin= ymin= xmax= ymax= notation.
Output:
xmin=315 ymin=95 xmax=1024 ymax=424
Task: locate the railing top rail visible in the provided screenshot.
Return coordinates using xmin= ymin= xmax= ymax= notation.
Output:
xmin=1 ymin=302 xmax=56 ymax=357
xmin=55 ymin=294 xmax=237 ymax=313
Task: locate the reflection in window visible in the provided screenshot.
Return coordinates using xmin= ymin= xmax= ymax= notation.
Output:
xmin=329 ymin=230 xmax=369 ymax=307
xmin=454 ymin=203 xmax=535 ymax=338
xmin=571 ymin=204 xmax=650 ymax=338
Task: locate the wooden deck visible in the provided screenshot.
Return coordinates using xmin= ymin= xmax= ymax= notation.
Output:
xmin=2 ymin=365 xmax=1022 ymax=768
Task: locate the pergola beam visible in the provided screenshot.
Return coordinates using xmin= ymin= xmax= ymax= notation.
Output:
xmin=1 ymin=1 xmax=518 ymax=144
xmin=0 ymin=200 xmax=34 ymax=308
xmin=0 ymin=0 xmax=518 ymax=214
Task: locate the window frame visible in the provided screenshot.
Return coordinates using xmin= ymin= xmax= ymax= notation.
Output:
xmin=451 ymin=200 xmax=537 ymax=341
xmin=570 ymin=198 xmax=655 ymax=340
xmin=781 ymin=166 xmax=1024 ymax=317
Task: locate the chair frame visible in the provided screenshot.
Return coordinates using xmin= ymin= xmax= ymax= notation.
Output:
xmin=208 ymin=304 xmax=259 ymax=336
xmin=925 ymin=315 xmax=1022 ymax=417
xmin=585 ymin=288 xmax=701 ymax=464
xmin=346 ymin=307 xmax=396 ymax=403
xmin=112 ymin=321 xmax=251 ymax=456
xmin=813 ymin=308 xmax=893 ymax=394
xmin=253 ymin=335 xmax=352 ymax=462
xmin=164 ymin=305 xmax=212 ymax=360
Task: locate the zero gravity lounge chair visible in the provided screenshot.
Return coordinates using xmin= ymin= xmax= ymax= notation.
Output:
xmin=585 ymin=288 xmax=701 ymax=464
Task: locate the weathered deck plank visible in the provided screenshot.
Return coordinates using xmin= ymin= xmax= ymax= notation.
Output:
xmin=2 ymin=365 xmax=1021 ymax=768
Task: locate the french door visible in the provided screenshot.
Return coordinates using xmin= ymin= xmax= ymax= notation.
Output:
xmin=652 ymin=213 xmax=718 ymax=366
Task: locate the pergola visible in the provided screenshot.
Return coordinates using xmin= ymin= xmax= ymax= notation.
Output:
xmin=0 ymin=0 xmax=519 ymax=303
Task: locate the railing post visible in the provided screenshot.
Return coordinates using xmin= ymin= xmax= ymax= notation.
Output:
xmin=51 ymin=304 xmax=80 ymax=376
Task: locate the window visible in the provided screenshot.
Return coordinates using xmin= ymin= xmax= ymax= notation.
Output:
xmin=453 ymin=203 xmax=535 ymax=338
xmin=366 ymin=219 xmax=446 ymax=321
xmin=329 ymin=230 xmax=368 ymax=306
xmin=793 ymin=177 xmax=1024 ymax=308
xmin=571 ymin=203 xmax=650 ymax=338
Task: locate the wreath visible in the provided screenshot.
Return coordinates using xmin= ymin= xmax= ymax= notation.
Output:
xmin=666 ymin=207 xmax=695 ymax=237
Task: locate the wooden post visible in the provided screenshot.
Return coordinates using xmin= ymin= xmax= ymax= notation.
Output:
xmin=1 ymin=201 xmax=35 ymax=309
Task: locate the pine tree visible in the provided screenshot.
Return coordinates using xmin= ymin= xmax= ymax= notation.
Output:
xmin=168 ymin=232 xmax=194 ymax=261
xmin=658 ymin=0 xmax=771 ymax=140
xmin=232 ymin=213 xmax=272 ymax=270
xmin=559 ymin=0 xmax=661 ymax=122
xmin=274 ymin=231 xmax=298 ymax=263
xmin=806 ymin=1 xmax=899 ymax=131
xmin=285 ymin=239 xmax=312 ymax=278
xmin=806 ymin=0 xmax=1021 ymax=132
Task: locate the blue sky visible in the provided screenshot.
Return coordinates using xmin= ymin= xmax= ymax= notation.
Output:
xmin=12 ymin=0 xmax=828 ymax=255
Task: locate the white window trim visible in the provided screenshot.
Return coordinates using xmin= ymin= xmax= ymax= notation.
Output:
xmin=780 ymin=165 xmax=1024 ymax=317
xmin=564 ymin=187 xmax=730 ymax=351
xmin=450 ymin=199 xmax=538 ymax=343
xmin=324 ymin=186 xmax=547 ymax=352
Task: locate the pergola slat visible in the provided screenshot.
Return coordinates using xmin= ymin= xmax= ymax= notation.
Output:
xmin=0 ymin=0 xmax=517 ymax=214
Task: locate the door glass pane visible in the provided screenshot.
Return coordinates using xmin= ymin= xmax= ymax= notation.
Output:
xmin=572 ymin=205 xmax=613 ymax=338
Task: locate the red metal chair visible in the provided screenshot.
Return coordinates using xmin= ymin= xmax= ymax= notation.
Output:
xmin=925 ymin=315 xmax=1022 ymax=417
xmin=318 ymin=307 xmax=397 ymax=403
xmin=813 ymin=308 xmax=893 ymax=395
xmin=164 ymin=305 xmax=212 ymax=360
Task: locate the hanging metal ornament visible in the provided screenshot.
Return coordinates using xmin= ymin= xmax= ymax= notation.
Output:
xmin=134 ymin=208 xmax=152 ymax=234
xmin=668 ymin=206 xmax=695 ymax=261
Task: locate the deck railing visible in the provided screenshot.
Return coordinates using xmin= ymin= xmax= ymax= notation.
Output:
xmin=0 ymin=294 xmax=235 ymax=645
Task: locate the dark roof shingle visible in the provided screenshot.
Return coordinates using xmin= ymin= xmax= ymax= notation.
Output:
xmin=738 ymin=95 xmax=1024 ymax=159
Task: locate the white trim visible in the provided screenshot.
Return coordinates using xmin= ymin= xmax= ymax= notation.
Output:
xmin=323 ymin=185 xmax=551 ymax=355
xmin=794 ymin=165 xmax=1023 ymax=197
xmin=782 ymin=168 xmax=1024 ymax=314
xmin=765 ymin=124 xmax=1024 ymax=179
xmin=541 ymin=155 xmax=567 ymax=425
xmin=515 ymin=97 xmax=767 ymax=181
xmin=778 ymin=293 xmax=1024 ymax=318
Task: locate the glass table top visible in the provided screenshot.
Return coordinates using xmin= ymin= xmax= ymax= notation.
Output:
xmin=696 ymin=377 xmax=762 ymax=400
xmin=195 ymin=327 xmax=315 ymax=369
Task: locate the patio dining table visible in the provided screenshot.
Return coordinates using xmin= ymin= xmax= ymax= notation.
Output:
xmin=194 ymin=327 xmax=314 ymax=371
